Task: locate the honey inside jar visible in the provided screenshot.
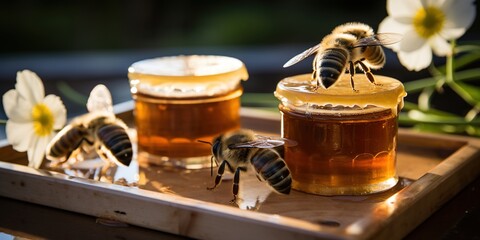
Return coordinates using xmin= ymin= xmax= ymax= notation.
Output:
xmin=275 ymin=74 xmax=406 ymax=195
xmin=129 ymin=55 xmax=248 ymax=169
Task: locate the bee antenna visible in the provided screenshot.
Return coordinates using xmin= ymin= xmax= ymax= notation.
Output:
xmin=197 ymin=139 xmax=216 ymax=176
xmin=197 ymin=139 xmax=212 ymax=146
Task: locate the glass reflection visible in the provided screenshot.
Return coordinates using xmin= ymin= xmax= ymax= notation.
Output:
xmin=47 ymin=156 xmax=140 ymax=186
xmin=235 ymin=170 xmax=273 ymax=210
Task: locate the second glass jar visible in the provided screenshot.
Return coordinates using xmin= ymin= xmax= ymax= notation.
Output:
xmin=129 ymin=55 xmax=248 ymax=169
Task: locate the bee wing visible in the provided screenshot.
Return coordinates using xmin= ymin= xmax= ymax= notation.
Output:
xmin=86 ymin=84 xmax=114 ymax=113
xmin=228 ymin=139 xmax=283 ymax=149
xmin=353 ymin=33 xmax=403 ymax=48
xmin=255 ymin=135 xmax=298 ymax=147
xmin=283 ymin=43 xmax=322 ymax=68
xmin=228 ymin=136 xmax=297 ymax=149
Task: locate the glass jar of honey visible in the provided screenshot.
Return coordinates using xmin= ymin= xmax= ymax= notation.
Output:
xmin=128 ymin=55 xmax=248 ymax=169
xmin=275 ymin=74 xmax=406 ymax=195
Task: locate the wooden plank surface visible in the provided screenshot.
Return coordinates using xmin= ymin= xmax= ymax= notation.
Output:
xmin=0 ymin=106 xmax=479 ymax=240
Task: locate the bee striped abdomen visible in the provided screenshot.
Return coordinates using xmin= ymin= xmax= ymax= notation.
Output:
xmin=49 ymin=126 xmax=89 ymax=159
xmin=251 ymin=149 xmax=291 ymax=194
xmin=317 ymin=48 xmax=349 ymax=88
xmin=363 ymin=46 xmax=385 ymax=68
xmin=96 ymin=124 xmax=132 ymax=166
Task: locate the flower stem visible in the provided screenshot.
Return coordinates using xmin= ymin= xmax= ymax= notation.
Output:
xmin=445 ymin=40 xmax=455 ymax=83
xmin=465 ymin=104 xmax=480 ymax=122
xmin=418 ymin=87 xmax=434 ymax=110
xmin=445 ymin=43 xmax=476 ymax=105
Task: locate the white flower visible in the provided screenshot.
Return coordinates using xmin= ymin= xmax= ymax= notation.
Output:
xmin=2 ymin=70 xmax=67 ymax=168
xmin=378 ymin=0 xmax=476 ymax=71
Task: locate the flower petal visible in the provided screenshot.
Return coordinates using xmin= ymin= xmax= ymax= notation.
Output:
xmin=399 ymin=30 xmax=428 ymax=53
xmin=398 ymin=44 xmax=432 ymax=71
xmin=440 ymin=0 xmax=476 ymax=36
xmin=5 ymin=93 xmax=33 ymax=123
xmin=43 ymin=94 xmax=67 ymax=130
xmin=378 ymin=16 xmax=413 ymax=34
xmin=27 ymin=135 xmax=52 ymax=169
xmin=378 ymin=17 xmax=413 ymax=52
xmin=429 ymin=35 xmax=452 ymax=56
xmin=440 ymin=28 xmax=468 ymax=40
xmin=16 ymin=70 xmax=45 ymax=105
xmin=3 ymin=89 xmax=18 ymax=118
xmin=387 ymin=0 xmax=421 ymax=18
xmin=7 ymin=121 xmax=35 ymax=152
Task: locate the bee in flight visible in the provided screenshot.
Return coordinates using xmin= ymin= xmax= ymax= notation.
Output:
xmin=46 ymin=84 xmax=133 ymax=168
xmin=201 ymin=129 xmax=293 ymax=203
xmin=283 ymin=22 xmax=402 ymax=91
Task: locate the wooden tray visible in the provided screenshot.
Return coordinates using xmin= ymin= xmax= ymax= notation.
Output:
xmin=1 ymin=101 xmax=479 ymax=240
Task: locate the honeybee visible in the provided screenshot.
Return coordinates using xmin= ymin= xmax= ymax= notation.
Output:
xmin=283 ymin=22 xmax=402 ymax=91
xmin=46 ymin=84 xmax=132 ymax=167
xmin=203 ymin=129 xmax=292 ymax=203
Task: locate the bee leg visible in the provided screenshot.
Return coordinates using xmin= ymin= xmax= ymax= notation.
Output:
xmin=63 ymin=137 xmax=94 ymax=163
xmin=311 ymin=55 xmax=318 ymax=80
xmin=63 ymin=151 xmax=74 ymax=163
xmin=312 ymin=55 xmax=320 ymax=91
xmin=98 ymin=150 xmax=116 ymax=183
xmin=357 ymin=60 xmax=381 ymax=86
xmin=207 ymin=160 xmax=226 ymax=191
xmin=312 ymin=71 xmax=320 ymax=91
xmin=348 ymin=61 xmax=358 ymax=92
xmin=210 ymin=156 xmax=215 ymax=177
xmin=230 ymin=168 xmax=242 ymax=204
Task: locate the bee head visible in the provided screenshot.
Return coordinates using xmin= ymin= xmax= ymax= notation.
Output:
xmin=211 ymin=135 xmax=223 ymax=162
xmin=197 ymin=136 xmax=222 ymax=162
xmin=197 ymin=136 xmax=224 ymax=176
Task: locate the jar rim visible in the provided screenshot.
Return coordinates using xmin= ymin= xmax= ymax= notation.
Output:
xmin=128 ymin=55 xmax=249 ymax=98
xmin=274 ymin=74 xmax=407 ymax=115
xmin=128 ymin=55 xmax=246 ymax=77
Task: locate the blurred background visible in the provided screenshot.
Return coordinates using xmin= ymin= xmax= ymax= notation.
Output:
xmin=0 ymin=0 xmax=479 ymax=138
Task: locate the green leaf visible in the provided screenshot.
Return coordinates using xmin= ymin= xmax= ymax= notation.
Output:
xmin=403 ymin=76 xmax=442 ymax=93
xmin=56 ymin=81 xmax=88 ymax=106
xmin=400 ymin=111 xmax=480 ymax=136
xmin=466 ymin=125 xmax=480 ymax=137
xmin=450 ymin=82 xmax=480 ymax=102
xmin=407 ymin=110 xmax=470 ymax=124
xmin=402 ymin=101 xmax=421 ymax=111
xmin=437 ymin=51 xmax=480 ymax=72
xmin=398 ymin=112 xmax=420 ymax=125
xmin=241 ymin=93 xmax=278 ymax=108
xmin=404 ymin=68 xmax=480 ymax=93
xmin=413 ymin=123 xmax=467 ymax=134
xmin=401 ymin=101 xmax=465 ymax=118
xmin=454 ymin=68 xmax=480 ymax=83
xmin=455 ymin=43 xmax=480 ymax=53
xmin=455 ymin=51 xmax=480 ymax=70
xmin=400 ymin=108 xmax=480 ymax=125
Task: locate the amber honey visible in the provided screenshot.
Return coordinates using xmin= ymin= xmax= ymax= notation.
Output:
xmin=128 ymin=55 xmax=248 ymax=169
xmin=275 ymin=74 xmax=406 ymax=195
xmin=280 ymin=105 xmax=398 ymax=195
xmin=133 ymin=88 xmax=242 ymax=167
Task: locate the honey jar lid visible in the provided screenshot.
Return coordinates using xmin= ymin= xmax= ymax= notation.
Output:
xmin=275 ymin=74 xmax=407 ymax=115
xmin=128 ymin=55 xmax=248 ymax=97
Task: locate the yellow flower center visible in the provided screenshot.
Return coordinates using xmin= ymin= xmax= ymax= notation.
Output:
xmin=32 ymin=103 xmax=54 ymax=136
xmin=413 ymin=6 xmax=446 ymax=39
